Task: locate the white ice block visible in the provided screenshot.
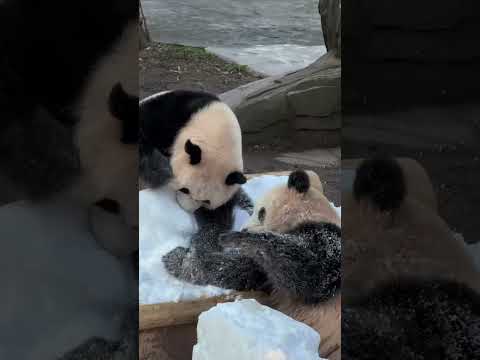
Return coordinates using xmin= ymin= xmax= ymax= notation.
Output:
xmin=193 ymin=299 xmax=324 ymax=360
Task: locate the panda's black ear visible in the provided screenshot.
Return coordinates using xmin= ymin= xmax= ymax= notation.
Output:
xmin=185 ymin=139 xmax=202 ymax=165
xmin=288 ymin=170 xmax=310 ymax=193
xmin=353 ymin=156 xmax=406 ymax=211
xmin=225 ymin=171 xmax=246 ymax=186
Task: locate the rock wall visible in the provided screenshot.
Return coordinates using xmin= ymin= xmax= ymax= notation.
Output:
xmin=222 ymin=1 xmax=342 ymax=148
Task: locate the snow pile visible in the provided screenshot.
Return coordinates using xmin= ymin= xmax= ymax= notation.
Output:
xmin=139 ymin=175 xmax=341 ymax=305
xmin=139 ymin=188 xmax=230 ymax=304
xmin=193 ymin=299 xmax=325 ymax=360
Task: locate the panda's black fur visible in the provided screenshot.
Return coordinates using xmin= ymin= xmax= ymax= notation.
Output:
xmin=140 ymin=90 xmax=219 ymax=160
xmin=343 ymin=157 xmax=480 ymax=359
xmin=0 ymin=0 xmax=138 ymax=200
xmin=353 ymin=155 xmax=406 ymax=211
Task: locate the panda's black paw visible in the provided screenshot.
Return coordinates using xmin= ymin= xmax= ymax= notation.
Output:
xmin=162 ymin=247 xmax=189 ymax=277
xmin=235 ymin=189 xmax=254 ymax=215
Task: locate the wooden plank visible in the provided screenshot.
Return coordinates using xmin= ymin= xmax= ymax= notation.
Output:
xmin=139 ymin=291 xmax=271 ymax=330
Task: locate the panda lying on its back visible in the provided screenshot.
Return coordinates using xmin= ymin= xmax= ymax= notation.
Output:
xmin=164 ymin=170 xmax=342 ymax=359
xmin=139 ymin=90 xmax=253 ymax=224
xmin=342 ymin=157 xmax=480 ymax=359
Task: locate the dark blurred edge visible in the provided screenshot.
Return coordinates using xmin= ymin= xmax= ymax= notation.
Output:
xmin=0 ymin=1 xmax=139 ymax=359
xmin=342 ymin=0 xmax=480 ymax=359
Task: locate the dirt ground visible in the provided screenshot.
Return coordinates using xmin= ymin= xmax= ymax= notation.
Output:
xmin=140 ymin=42 xmax=341 ymax=205
xmin=140 ymin=43 xmax=263 ymax=98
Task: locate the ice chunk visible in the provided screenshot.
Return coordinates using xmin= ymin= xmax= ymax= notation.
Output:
xmin=193 ymin=299 xmax=324 ymax=360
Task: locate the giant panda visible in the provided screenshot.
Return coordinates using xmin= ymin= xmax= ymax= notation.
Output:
xmin=342 ymin=156 xmax=480 ymax=359
xmin=0 ymin=1 xmax=138 ymax=359
xmin=164 ymin=169 xmax=342 ymax=360
xmin=139 ymin=89 xmax=253 ymax=227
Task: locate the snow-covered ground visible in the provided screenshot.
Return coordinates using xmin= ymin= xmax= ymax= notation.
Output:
xmin=139 ymin=175 xmax=341 ymax=305
xmin=193 ymin=299 xmax=325 ymax=360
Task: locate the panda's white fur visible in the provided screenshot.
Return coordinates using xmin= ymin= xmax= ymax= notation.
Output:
xmin=140 ymin=90 xmax=245 ymax=212
xmin=170 ymin=101 xmax=243 ymax=211
xmin=343 ymin=157 xmax=479 ymax=300
xmin=241 ymin=171 xmax=342 ymax=360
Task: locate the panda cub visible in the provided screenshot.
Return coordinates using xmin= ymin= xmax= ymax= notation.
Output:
xmin=139 ymin=90 xmax=253 ymax=227
xmin=164 ymin=170 xmax=342 ymax=359
xmin=342 ymin=157 xmax=480 ymax=360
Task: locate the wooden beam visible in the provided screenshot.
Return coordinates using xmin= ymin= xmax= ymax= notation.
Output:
xmin=139 ymin=291 xmax=271 ymax=330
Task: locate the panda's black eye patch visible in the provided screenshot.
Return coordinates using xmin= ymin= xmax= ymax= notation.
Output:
xmin=258 ymin=207 xmax=266 ymax=223
xmin=179 ymin=187 xmax=190 ymax=194
xmin=225 ymin=171 xmax=246 ymax=186
xmin=109 ymin=82 xmax=138 ymax=144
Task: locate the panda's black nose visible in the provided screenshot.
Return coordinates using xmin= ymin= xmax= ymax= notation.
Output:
xmin=202 ymin=200 xmax=211 ymax=205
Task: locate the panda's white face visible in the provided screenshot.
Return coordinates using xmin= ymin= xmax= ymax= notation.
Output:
xmin=72 ymin=20 xmax=138 ymax=229
xmin=242 ymin=170 xmax=340 ymax=233
xmin=169 ymin=102 xmax=246 ymax=211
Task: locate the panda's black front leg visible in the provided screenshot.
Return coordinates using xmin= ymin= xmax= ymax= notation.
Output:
xmin=193 ymin=187 xmax=253 ymax=232
xmin=194 ymin=196 xmax=236 ymax=231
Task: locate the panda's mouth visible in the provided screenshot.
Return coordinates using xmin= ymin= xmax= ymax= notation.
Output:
xmin=176 ymin=188 xmax=212 ymax=209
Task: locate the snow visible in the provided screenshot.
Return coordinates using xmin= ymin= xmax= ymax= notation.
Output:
xmin=139 ymin=188 xmax=230 ymax=304
xmin=207 ymin=44 xmax=327 ymax=76
xmin=192 ymin=299 xmax=324 ymax=360
xmin=139 ymin=175 xmax=341 ymax=305
xmin=0 ymin=197 xmax=135 ymax=360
